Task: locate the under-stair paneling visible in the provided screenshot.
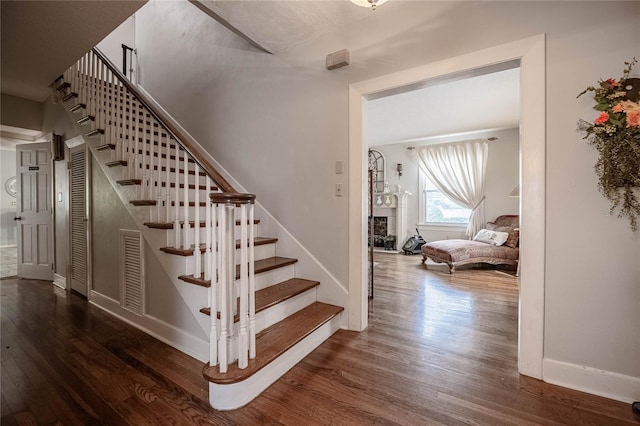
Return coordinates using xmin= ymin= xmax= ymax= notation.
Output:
xmin=91 ymin=155 xmax=136 ymax=300
xmin=144 ymin=240 xmax=207 ymax=340
xmin=90 ymin=156 xmax=206 ymax=342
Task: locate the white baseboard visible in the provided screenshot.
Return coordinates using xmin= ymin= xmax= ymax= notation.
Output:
xmin=89 ymin=290 xmax=209 ymax=362
xmin=543 ymin=358 xmax=640 ymax=403
xmin=53 ymin=273 xmax=66 ymax=289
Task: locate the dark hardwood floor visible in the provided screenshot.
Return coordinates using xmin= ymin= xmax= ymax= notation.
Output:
xmin=2 ymin=254 xmax=637 ymax=425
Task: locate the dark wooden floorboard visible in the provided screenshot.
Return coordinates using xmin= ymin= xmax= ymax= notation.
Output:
xmin=1 ymin=254 xmax=637 ymax=425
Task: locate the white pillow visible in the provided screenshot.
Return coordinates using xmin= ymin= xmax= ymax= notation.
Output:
xmin=473 ymin=229 xmax=510 ymax=246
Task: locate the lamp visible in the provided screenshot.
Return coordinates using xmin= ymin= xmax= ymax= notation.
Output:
xmin=509 ymin=184 xmax=520 ymax=197
xmin=350 ymin=0 xmax=389 ymax=10
xmin=396 ymin=163 xmax=403 ymax=177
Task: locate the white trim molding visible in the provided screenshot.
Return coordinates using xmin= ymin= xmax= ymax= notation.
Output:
xmin=53 ymin=273 xmax=66 ymax=289
xmin=349 ymin=34 xmax=546 ymax=379
xmin=90 ymin=290 xmax=209 ymax=362
xmin=543 ymin=358 xmax=640 ymax=404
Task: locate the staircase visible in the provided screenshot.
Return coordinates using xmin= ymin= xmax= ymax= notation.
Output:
xmin=55 ymin=48 xmax=343 ymax=410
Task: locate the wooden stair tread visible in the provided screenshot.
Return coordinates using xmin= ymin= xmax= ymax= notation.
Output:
xmin=203 ymin=302 xmax=343 ymax=384
xmin=117 ymin=179 xmax=141 ymax=186
xmin=95 ymin=144 xmax=115 ymax=151
xmin=116 ymin=180 xmax=214 ymax=190
xmin=86 ymin=129 xmax=105 ymax=137
xmin=55 ymin=81 xmax=70 ymax=91
xmin=130 ymin=200 xmax=156 ymax=206
xmin=62 ymin=92 xmax=78 ymax=102
xmin=77 ymin=115 xmax=95 ymax=125
xmin=144 ymin=219 xmax=259 ymax=229
xmin=69 ymin=103 xmax=86 ymax=113
xmin=160 ymin=237 xmax=278 ymax=256
xmin=106 ymin=160 xmax=127 ymax=167
xmin=199 ymin=278 xmax=319 ymax=318
xmin=178 ymin=256 xmax=298 ymax=287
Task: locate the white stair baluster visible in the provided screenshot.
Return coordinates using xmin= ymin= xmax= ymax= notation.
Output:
xmin=93 ymin=53 xmax=98 ymax=131
xmin=164 ymin=135 xmax=171 ymax=223
xmin=209 ymin=200 xmax=218 ymax=366
xmin=173 ymin=144 xmax=180 ymax=247
xmin=248 ymin=201 xmax=256 ymax=359
xmin=224 ymin=202 xmax=235 ymax=368
xmin=218 ymin=202 xmax=228 ymax=373
xmin=194 ymin=164 xmax=201 ymax=278
xmin=183 ymin=150 xmax=190 ymax=249
xmin=204 ymin=178 xmax=212 ymax=282
xmin=238 ymin=204 xmax=249 ymax=369
xmin=141 ymin=113 xmax=148 ymax=200
xmin=130 ymin=99 xmax=142 ymax=183
xmin=150 ymin=120 xmax=157 ymax=222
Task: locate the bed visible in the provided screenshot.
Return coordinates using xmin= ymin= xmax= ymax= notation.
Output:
xmin=421 ymin=215 xmax=519 ymax=274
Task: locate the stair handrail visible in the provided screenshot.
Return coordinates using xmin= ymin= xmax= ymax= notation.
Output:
xmin=91 ymin=47 xmax=236 ymax=194
xmin=66 ymin=48 xmax=257 ymax=373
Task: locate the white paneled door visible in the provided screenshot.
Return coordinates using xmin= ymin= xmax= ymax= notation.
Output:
xmin=16 ymin=142 xmax=53 ymax=281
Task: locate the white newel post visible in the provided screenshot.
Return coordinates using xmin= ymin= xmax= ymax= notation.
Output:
xmin=210 ymin=192 xmax=256 ymax=372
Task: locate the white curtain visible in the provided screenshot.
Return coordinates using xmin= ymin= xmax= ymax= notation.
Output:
xmin=414 ymin=139 xmax=489 ymax=238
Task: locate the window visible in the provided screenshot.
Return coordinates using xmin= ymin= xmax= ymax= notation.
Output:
xmin=420 ymin=171 xmax=471 ymax=224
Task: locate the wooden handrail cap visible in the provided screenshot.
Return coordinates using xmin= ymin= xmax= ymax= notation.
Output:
xmin=210 ymin=192 xmax=256 ymax=204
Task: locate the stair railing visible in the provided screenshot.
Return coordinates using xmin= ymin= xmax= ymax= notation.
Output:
xmin=60 ymin=48 xmax=256 ymax=373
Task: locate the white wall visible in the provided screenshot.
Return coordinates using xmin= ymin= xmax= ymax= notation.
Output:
xmin=133 ymin=0 xmax=640 ymax=399
xmin=96 ymin=16 xmax=136 ymax=76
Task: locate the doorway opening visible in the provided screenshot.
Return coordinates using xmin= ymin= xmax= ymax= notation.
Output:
xmin=348 ymin=35 xmax=546 ymax=379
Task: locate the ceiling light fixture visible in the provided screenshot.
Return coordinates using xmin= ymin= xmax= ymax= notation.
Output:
xmin=350 ymin=0 xmax=389 ymax=10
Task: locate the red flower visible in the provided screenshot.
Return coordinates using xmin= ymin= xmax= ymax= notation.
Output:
xmin=594 ymin=112 xmax=609 ymax=125
xmin=606 ymin=78 xmax=621 ymax=87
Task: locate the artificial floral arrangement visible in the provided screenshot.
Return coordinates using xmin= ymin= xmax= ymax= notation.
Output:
xmin=578 ymin=58 xmax=640 ymax=231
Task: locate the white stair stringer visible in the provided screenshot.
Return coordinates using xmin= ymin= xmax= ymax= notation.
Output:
xmin=208 ymin=312 xmax=342 ymax=410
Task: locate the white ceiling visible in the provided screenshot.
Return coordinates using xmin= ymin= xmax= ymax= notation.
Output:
xmin=192 ymin=0 xmax=379 ymax=54
xmin=1 ymin=1 xmax=146 ymax=102
xmin=1 ymin=0 xmax=518 ymax=146
xmin=364 ymin=67 xmax=521 ymax=147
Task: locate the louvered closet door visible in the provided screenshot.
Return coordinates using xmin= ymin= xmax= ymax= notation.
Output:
xmin=120 ymin=230 xmax=143 ymax=314
xmin=69 ymin=145 xmax=87 ymax=296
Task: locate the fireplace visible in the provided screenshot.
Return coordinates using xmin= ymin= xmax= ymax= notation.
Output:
xmin=373 ymin=216 xmax=387 ymax=247
xmin=370 ymin=191 xmax=411 ymax=252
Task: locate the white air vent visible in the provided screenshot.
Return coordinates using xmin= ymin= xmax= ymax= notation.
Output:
xmin=120 ymin=230 xmax=144 ymax=315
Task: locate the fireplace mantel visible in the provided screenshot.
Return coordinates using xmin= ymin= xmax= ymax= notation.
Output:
xmin=372 ymin=191 xmax=411 ymax=252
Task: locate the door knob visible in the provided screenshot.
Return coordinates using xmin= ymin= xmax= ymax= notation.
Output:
xmin=13 ymin=216 xmax=23 ymax=221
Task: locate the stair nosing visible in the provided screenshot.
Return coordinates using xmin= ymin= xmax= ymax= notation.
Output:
xmin=202 ymin=302 xmax=343 ymax=384
xmin=178 ymin=256 xmax=298 ymax=287
xmin=144 ymin=219 xmax=260 ymax=229
xmin=199 ymin=278 xmax=320 ymax=318
xmin=160 ymin=237 xmax=278 ymax=257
